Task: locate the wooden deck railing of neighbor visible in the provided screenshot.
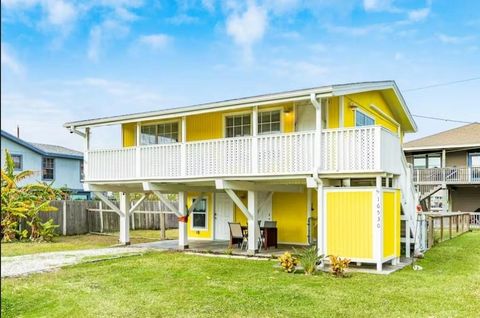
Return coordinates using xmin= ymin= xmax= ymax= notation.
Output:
xmin=413 ymin=167 xmax=480 ymax=184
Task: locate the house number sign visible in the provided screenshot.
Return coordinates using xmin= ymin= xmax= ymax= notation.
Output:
xmin=375 ymin=189 xmax=381 ymax=229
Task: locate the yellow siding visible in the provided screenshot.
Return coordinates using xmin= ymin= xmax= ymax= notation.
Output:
xmin=187 ymin=193 xmax=213 ymax=239
xmin=234 ymin=191 xmax=248 ymax=225
xmin=327 ymin=97 xmax=339 ymax=129
xmin=272 ymin=192 xmax=308 ymax=244
xmin=395 ymin=190 xmax=401 ymax=257
xmin=326 ymin=191 xmax=373 ymax=259
xmin=122 ymin=123 xmax=136 ymax=147
xmin=186 ymin=112 xmax=223 ymax=141
xmin=383 ymin=190 xmax=401 ymax=258
xmin=343 ymin=91 xmax=398 ymax=133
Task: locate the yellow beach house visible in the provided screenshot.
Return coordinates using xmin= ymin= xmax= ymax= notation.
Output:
xmin=64 ymin=81 xmax=419 ymax=271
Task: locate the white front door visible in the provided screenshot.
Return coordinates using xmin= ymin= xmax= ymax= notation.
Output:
xmin=214 ymin=193 xmax=234 ymax=240
xmin=258 ymin=192 xmax=272 ymax=224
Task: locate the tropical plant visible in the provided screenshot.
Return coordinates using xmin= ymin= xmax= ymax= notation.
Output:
xmin=278 ymin=252 xmax=298 ymax=273
xmin=295 ymin=245 xmax=322 ymax=275
xmin=328 ymin=255 xmax=351 ymax=277
xmin=1 ymin=149 xmax=60 ymax=242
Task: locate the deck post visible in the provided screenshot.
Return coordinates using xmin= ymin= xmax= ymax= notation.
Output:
xmin=252 ymin=106 xmax=258 ymax=174
xmin=119 ymin=192 xmax=130 ymax=245
xmin=178 ymin=191 xmax=188 ymax=249
xmin=247 ymin=190 xmax=259 ymax=255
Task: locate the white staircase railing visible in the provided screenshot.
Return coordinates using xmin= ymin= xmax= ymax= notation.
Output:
xmin=398 ymin=150 xmax=423 ymax=254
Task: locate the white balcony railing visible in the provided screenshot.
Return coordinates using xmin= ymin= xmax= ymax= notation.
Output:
xmin=86 ymin=126 xmax=399 ymax=181
xmin=413 ymin=167 xmax=480 ymax=184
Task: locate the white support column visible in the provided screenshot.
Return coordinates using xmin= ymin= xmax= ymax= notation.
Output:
xmin=374 ymin=176 xmax=383 ymax=272
xmin=136 ymin=122 xmax=141 ymax=178
xmin=178 ymin=191 xmax=188 ymax=249
xmin=84 ymin=127 xmax=90 ymax=180
xmin=317 ymin=183 xmax=325 ymax=259
xmin=119 ymin=192 xmax=130 ymax=245
xmin=252 ymin=106 xmax=258 ymax=174
xmin=247 ymin=190 xmax=259 ymax=255
xmin=181 ymin=116 xmax=187 ymax=177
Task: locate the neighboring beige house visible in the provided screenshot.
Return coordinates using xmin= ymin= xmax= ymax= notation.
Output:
xmin=404 ymin=123 xmax=480 ymax=213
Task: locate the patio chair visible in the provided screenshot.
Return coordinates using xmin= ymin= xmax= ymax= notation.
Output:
xmin=256 ymin=224 xmax=266 ymax=252
xmin=263 ymin=221 xmax=277 ymax=228
xmin=229 ymin=222 xmax=247 ymax=250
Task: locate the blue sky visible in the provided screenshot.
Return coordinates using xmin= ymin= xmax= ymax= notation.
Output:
xmin=1 ymin=0 xmax=479 ymax=150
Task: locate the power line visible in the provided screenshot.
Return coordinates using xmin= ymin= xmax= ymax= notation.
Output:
xmin=404 ymin=77 xmax=480 ymax=92
xmin=412 ymin=114 xmax=476 ymax=124
xmin=344 ymin=95 xmax=476 ymax=125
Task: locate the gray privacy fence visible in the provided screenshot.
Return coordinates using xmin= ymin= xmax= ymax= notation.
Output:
xmin=38 ymin=200 xmax=178 ymax=235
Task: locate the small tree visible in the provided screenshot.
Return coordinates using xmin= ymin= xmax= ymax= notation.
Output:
xmin=1 ymin=150 xmax=60 ymax=242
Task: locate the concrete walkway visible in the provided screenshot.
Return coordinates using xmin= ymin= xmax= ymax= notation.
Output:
xmin=1 ymin=246 xmax=150 ymax=278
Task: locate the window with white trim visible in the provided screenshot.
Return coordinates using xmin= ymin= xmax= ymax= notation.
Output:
xmin=191 ymin=198 xmax=207 ymax=230
xmin=12 ymin=154 xmax=23 ymax=171
xmin=258 ymin=110 xmax=281 ymax=134
xmin=140 ymin=122 xmax=179 ymax=145
xmin=42 ymin=157 xmax=55 ymax=180
xmin=355 ymin=110 xmax=375 ymax=127
xmin=225 ymin=114 xmax=251 ymax=138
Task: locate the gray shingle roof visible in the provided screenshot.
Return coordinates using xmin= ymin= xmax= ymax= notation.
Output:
xmin=404 ymin=123 xmax=480 ymax=150
xmin=30 ymin=143 xmax=83 ymax=157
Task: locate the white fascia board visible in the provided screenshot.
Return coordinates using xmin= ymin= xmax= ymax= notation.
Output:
xmin=403 ymin=144 xmax=480 ymax=151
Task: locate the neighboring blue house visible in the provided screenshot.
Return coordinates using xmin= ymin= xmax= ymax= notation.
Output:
xmin=1 ymin=130 xmax=89 ymax=199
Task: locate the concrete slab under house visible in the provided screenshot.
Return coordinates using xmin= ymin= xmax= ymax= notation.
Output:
xmin=65 ymin=81 xmax=420 ymax=272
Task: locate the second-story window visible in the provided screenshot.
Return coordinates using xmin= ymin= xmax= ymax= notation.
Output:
xmin=11 ymin=154 xmax=23 ymax=171
xmin=355 ymin=110 xmax=375 ymax=127
xmin=141 ymin=122 xmax=179 ymax=145
xmin=258 ymin=110 xmax=281 ymax=134
xmin=225 ymin=114 xmax=251 ymax=138
xmin=414 ymin=154 xmax=441 ymax=169
xmin=80 ymin=160 xmax=84 ymax=181
xmin=42 ymin=157 xmax=55 ymax=180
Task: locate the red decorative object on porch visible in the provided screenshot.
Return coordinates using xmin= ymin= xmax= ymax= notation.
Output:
xmin=178 ymin=215 xmax=188 ymax=223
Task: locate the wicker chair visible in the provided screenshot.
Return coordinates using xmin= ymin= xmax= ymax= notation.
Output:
xmin=229 ymin=222 xmax=247 ymax=250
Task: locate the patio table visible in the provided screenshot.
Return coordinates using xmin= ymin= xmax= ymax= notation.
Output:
xmin=241 ymin=226 xmax=278 ymax=249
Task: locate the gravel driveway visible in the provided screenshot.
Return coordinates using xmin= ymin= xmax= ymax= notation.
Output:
xmin=1 ymin=246 xmax=150 ymax=278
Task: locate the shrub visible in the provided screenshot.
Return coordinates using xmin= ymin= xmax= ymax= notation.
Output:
xmin=224 ymin=247 xmax=233 ymax=255
xmin=278 ymin=252 xmax=298 ymax=273
xmin=1 ymin=149 xmax=60 ymax=242
xmin=295 ymin=245 xmax=322 ymax=275
xmin=329 ymin=255 xmax=351 ymax=277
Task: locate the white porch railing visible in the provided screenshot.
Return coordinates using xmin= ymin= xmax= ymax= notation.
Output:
xmin=470 ymin=212 xmax=480 ymax=229
xmin=413 ymin=167 xmax=480 ymax=184
xmin=86 ymin=126 xmax=400 ymax=181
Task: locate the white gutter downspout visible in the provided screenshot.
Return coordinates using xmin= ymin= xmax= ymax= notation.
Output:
xmin=310 ymin=93 xmax=326 ymax=261
xmin=310 ymin=93 xmax=323 ymax=174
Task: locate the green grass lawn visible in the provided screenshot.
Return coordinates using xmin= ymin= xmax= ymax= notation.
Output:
xmin=2 ymin=231 xmax=479 ymax=317
xmin=0 ymin=229 xmax=178 ymax=257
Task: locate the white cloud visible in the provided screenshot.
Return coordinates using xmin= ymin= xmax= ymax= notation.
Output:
xmin=272 ymin=59 xmax=328 ymax=78
xmin=437 ymin=33 xmax=476 ymax=44
xmin=138 ymin=34 xmax=171 ymax=50
xmin=201 ymin=0 xmax=215 ymax=12
xmin=394 ymin=52 xmax=404 ymax=61
xmin=363 ymin=0 xmax=394 ymax=12
xmin=44 ymin=0 xmax=76 ymax=26
xmin=226 ymin=2 xmax=267 ymax=62
xmin=167 ymin=13 xmax=199 ymax=25
xmin=408 ymin=7 xmax=430 ymax=22
xmin=1 ymin=43 xmax=24 ymax=75
xmin=87 ymin=20 xmax=129 ymax=61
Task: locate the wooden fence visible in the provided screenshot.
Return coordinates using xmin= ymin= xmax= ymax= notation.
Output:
xmin=421 ymin=212 xmax=471 ymax=249
xmin=35 ymin=200 xmax=178 ymax=235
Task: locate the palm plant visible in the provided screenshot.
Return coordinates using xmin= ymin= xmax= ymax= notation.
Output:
xmin=1 ymin=149 xmax=59 ymax=242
